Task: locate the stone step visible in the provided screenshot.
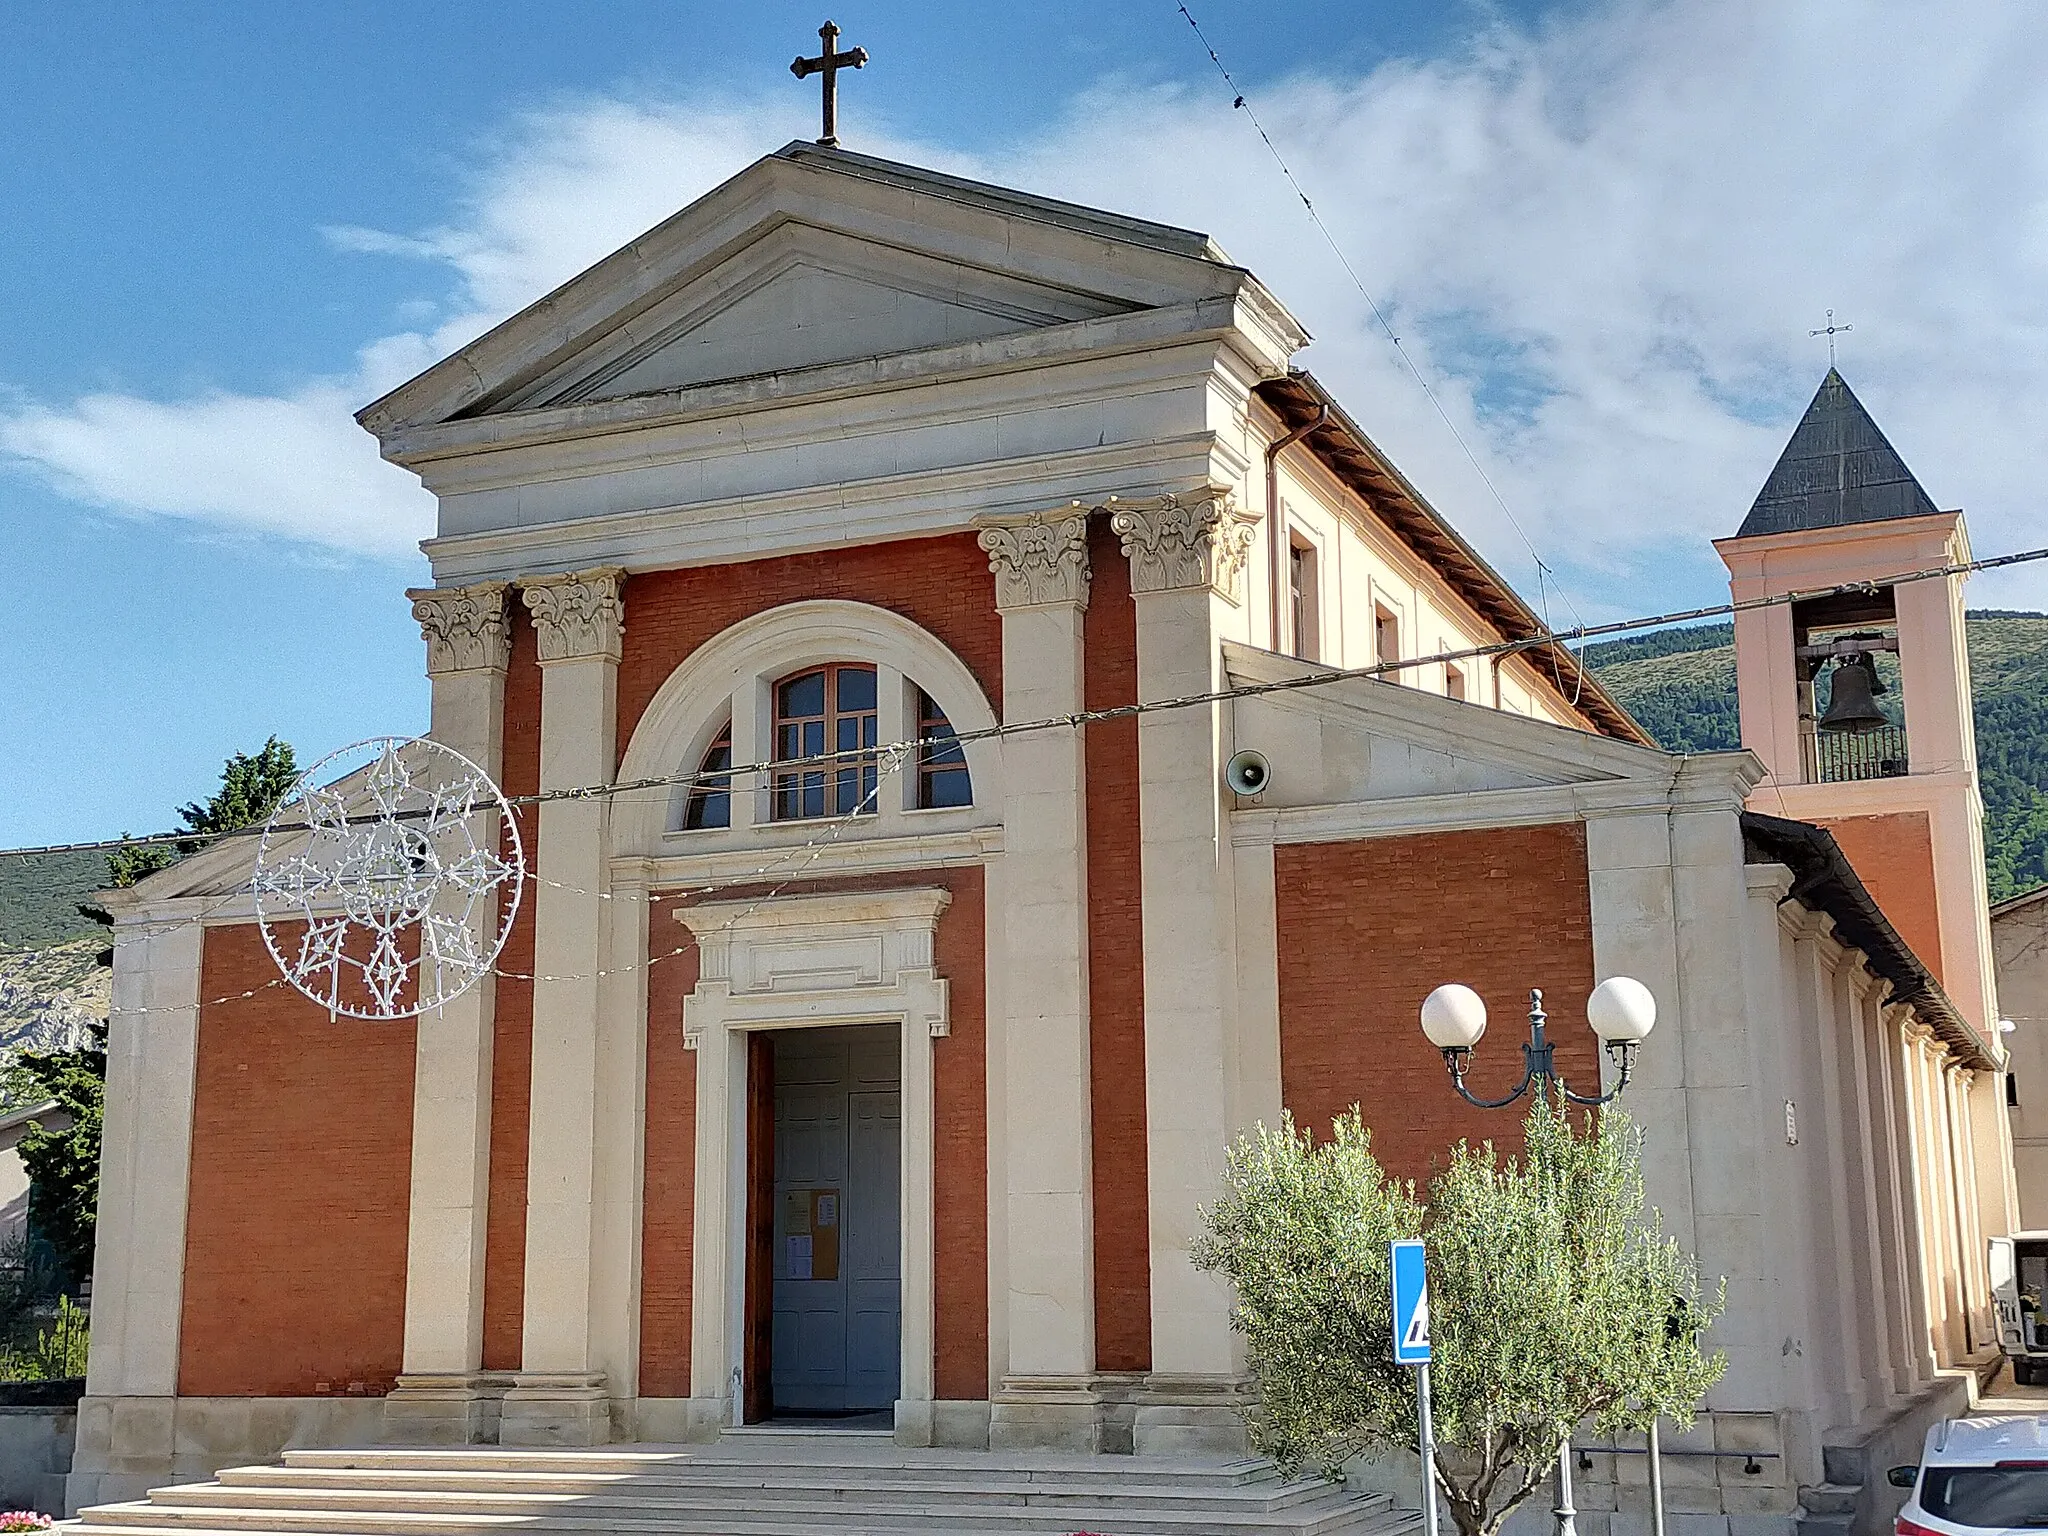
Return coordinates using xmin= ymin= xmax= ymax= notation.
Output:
xmin=1799 ymin=1482 xmax=1862 ymax=1516
xmin=70 ymin=1498 xmax=1416 ymax=1536
xmin=72 ymin=1521 xmax=1414 ymax=1536
xmin=72 ymin=1442 xmax=1417 ymax=1536
xmin=204 ymin=1467 xmax=1345 ymax=1514
xmin=276 ymin=1446 xmax=1280 ymax=1485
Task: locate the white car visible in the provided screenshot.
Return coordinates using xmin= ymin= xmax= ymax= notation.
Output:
xmin=1889 ymin=1417 xmax=2048 ymax=1536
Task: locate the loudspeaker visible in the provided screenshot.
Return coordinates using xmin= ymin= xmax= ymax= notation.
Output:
xmin=1224 ymin=749 xmax=1271 ymax=798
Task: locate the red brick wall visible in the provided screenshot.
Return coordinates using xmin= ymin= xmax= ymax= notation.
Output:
xmin=637 ymin=867 xmax=989 ymax=1400
xmin=483 ymin=605 xmax=542 ymax=1371
xmin=1815 ymin=811 xmax=1945 ymax=985
xmin=637 ymin=893 xmax=700 ymax=1397
xmin=1274 ymin=823 xmax=1600 ymax=1187
xmin=179 ymin=923 xmax=416 ymax=1396
xmin=930 ymin=866 xmax=990 ymax=1400
xmin=614 ymin=534 xmax=1002 ymax=763
xmin=1083 ymin=518 xmax=1151 ymax=1373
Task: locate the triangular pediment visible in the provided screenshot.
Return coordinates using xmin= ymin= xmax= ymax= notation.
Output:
xmin=1224 ymin=643 xmax=1676 ymax=807
xmin=500 ymin=223 xmax=1135 ymax=411
xmin=361 ymin=142 xmax=1298 ymax=440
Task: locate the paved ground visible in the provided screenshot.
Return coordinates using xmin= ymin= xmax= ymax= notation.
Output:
xmin=1974 ymin=1358 xmax=2048 ymax=1414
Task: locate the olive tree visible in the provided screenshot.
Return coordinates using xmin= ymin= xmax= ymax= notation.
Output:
xmin=1193 ymin=1097 xmax=1724 ymax=1536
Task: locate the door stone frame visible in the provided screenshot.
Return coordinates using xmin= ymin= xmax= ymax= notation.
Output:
xmin=675 ymin=887 xmax=950 ymax=1444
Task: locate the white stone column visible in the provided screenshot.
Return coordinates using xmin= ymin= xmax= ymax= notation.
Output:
xmin=504 ymin=567 xmax=625 ymax=1446
xmin=1111 ymin=491 xmax=1261 ymax=1455
xmin=1875 ymin=1003 xmax=1925 ymax=1392
xmin=973 ymin=509 xmax=1102 ymax=1452
xmin=385 ymin=582 xmax=512 ymax=1445
xmin=68 ymin=908 xmax=204 ymax=1510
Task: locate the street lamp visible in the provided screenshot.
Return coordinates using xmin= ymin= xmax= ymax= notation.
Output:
xmin=1417 ymin=977 xmax=1658 ymax=1536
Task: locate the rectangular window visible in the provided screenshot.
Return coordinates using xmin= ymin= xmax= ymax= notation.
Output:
xmin=1445 ymin=663 xmax=1467 ymax=702
xmin=915 ymin=689 xmax=973 ymax=809
xmin=772 ymin=665 xmax=878 ymax=820
xmin=1289 ymin=538 xmax=1320 ymax=661
xmin=1375 ymin=605 xmax=1400 ymax=680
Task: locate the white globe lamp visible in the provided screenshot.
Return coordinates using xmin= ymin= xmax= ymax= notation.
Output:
xmin=1420 ymin=983 xmax=1488 ymax=1051
xmin=1586 ymin=976 xmax=1657 ymax=1045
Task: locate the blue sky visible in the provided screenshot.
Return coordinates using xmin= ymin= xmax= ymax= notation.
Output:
xmin=3 ymin=0 xmax=2044 ymax=846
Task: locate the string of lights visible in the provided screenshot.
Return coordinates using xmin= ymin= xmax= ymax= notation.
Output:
xmin=7 ymin=540 xmax=2045 ymax=869
xmin=96 ymin=750 xmax=915 ymax=1017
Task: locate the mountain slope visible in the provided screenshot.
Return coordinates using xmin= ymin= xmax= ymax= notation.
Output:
xmin=1582 ymin=612 xmax=2048 ymax=901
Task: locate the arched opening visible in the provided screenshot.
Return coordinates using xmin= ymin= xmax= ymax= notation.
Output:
xmin=772 ymin=664 xmax=879 ymax=820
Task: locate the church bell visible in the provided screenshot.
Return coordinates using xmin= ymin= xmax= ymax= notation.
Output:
xmin=1818 ymin=652 xmax=1888 ymax=733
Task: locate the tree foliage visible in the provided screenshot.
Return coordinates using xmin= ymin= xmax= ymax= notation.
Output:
xmin=1194 ymin=1097 xmax=1724 ymax=1536
xmin=4 ymin=1023 xmax=106 ymax=1289
xmin=101 ymin=737 xmax=300 ymax=891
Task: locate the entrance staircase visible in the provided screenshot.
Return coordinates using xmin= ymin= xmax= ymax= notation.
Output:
xmin=65 ymin=1437 xmax=1423 ymax=1536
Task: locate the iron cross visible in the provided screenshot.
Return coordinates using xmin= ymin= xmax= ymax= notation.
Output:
xmin=791 ymin=21 xmax=868 ymax=148
xmin=1809 ymin=308 xmax=1853 ymax=366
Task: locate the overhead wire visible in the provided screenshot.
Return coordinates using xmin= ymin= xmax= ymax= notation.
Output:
xmin=1172 ymin=3 xmax=1588 ymax=630
xmin=7 ymin=540 xmax=2047 ymax=871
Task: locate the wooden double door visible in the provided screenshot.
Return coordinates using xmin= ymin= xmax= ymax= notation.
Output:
xmin=743 ymin=1023 xmax=902 ymax=1420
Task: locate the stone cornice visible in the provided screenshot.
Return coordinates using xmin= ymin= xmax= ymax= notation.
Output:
xmin=407 ymin=581 xmax=512 ymax=676
xmin=520 ymin=567 xmax=626 ymax=664
xmin=1109 ymin=489 xmax=1259 ymax=602
xmin=974 ymin=507 xmax=1091 ymax=611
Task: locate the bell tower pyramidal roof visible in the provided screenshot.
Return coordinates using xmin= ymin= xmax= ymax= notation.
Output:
xmin=1735 ymin=367 xmax=1940 ymax=538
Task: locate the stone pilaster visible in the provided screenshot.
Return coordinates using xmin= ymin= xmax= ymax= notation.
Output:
xmin=386 ymin=582 xmax=515 ymax=1445
xmin=974 ymin=510 xmax=1103 ymax=1452
xmin=504 ymin=568 xmax=625 ymax=1446
xmin=1108 ymin=491 xmax=1258 ymax=1454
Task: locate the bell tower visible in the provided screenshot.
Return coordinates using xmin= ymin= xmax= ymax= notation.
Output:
xmin=1715 ymin=368 xmax=1997 ymax=1035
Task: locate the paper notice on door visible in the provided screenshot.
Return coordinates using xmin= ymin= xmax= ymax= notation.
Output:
xmin=815 ymin=1193 xmax=838 ymax=1227
xmin=787 ymin=1234 xmax=813 ymax=1280
xmin=783 ymin=1189 xmax=812 ymax=1233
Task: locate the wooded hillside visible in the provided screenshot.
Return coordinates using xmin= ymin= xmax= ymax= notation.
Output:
xmin=1583 ymin=613 xmax=2048 ymax=902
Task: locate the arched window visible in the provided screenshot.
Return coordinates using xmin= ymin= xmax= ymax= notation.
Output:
xmin=773 ymin=664 xmax=878 ymax=820
xmin=681 ymin=723 xmax=732 ymax=830
xmin=915 ymin=689 xmax=972 ymax=809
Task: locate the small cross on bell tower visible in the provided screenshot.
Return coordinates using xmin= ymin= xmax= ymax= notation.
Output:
xmin=791 ymin=20 xmax=868 ymax=148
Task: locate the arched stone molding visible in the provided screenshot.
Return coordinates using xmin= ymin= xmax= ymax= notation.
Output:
xmin=674 ymin=887 xmax=951 ymax=1445
xmin=614 ymin=600 xmax=1002 ymax=856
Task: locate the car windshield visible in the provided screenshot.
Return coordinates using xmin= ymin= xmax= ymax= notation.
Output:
xmin=1922 ymin=1466 xmax=2048 ymax=1527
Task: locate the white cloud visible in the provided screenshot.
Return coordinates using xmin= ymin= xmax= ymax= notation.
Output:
xmin=6 ymin=0 xmax=2047 ymax=608
xmin=0 ymin=373 xmax=433 ymax=560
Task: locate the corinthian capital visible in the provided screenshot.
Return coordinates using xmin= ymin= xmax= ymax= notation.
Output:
xmin=1108 ymin=489 xmax=1259 ymax=601
xmin=408 ymin=581 xmax=511 ymax=675
xmin=974 ymin=508 xmax=1091 ymax=611
xmin=520 ymin=567 xmax=626 ymax=663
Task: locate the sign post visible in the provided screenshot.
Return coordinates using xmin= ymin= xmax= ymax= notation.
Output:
xmin=1392 ymin=1239 xmax=1439 ymax=1536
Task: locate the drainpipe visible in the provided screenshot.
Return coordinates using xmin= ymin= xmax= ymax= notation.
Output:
xmin=1264 ymin=399 xmax=1328 ymax=653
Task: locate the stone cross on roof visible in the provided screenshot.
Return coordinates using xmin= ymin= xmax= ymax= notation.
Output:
xmin=791 ymin=20 xmax=868 ymax=148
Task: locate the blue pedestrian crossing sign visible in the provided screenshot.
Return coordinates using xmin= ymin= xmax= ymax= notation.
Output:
xmin=1391 ymin=1239 xmax=1430 ymax=1364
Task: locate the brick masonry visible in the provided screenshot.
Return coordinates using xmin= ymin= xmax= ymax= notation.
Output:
xmin=179 ymin=922 xmax=416 ymax=1396
xmin=613 ymin=533 xmax=1003 ymax=762
xmin=636 ymin=893 xmax=699 ymax=1399
xmin=1814 ymin=810 xmax=1945 ymax=986
xmin=483 ymin=605 xmax=542 ymax=1372
xmin=1083 ymin=517 xmax=1151 ymax=1374
xmin=1274 ymin=822 xmax=1601 ymax=1187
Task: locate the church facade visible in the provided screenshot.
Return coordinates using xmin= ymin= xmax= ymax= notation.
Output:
xmin=72 ymin=146 xmax=2017 ymax=1533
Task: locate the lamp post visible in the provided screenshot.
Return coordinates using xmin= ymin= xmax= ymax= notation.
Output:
xmin=1417 ymin=977 xmax=1658 ymax=1536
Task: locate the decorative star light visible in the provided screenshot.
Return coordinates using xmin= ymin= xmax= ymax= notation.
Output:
xmin=252 ymin=737 xmax=524 ymax=1020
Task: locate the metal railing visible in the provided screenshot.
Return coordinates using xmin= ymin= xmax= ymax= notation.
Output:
xmin=1803 ymin=723 xmax=1909 ymax=784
